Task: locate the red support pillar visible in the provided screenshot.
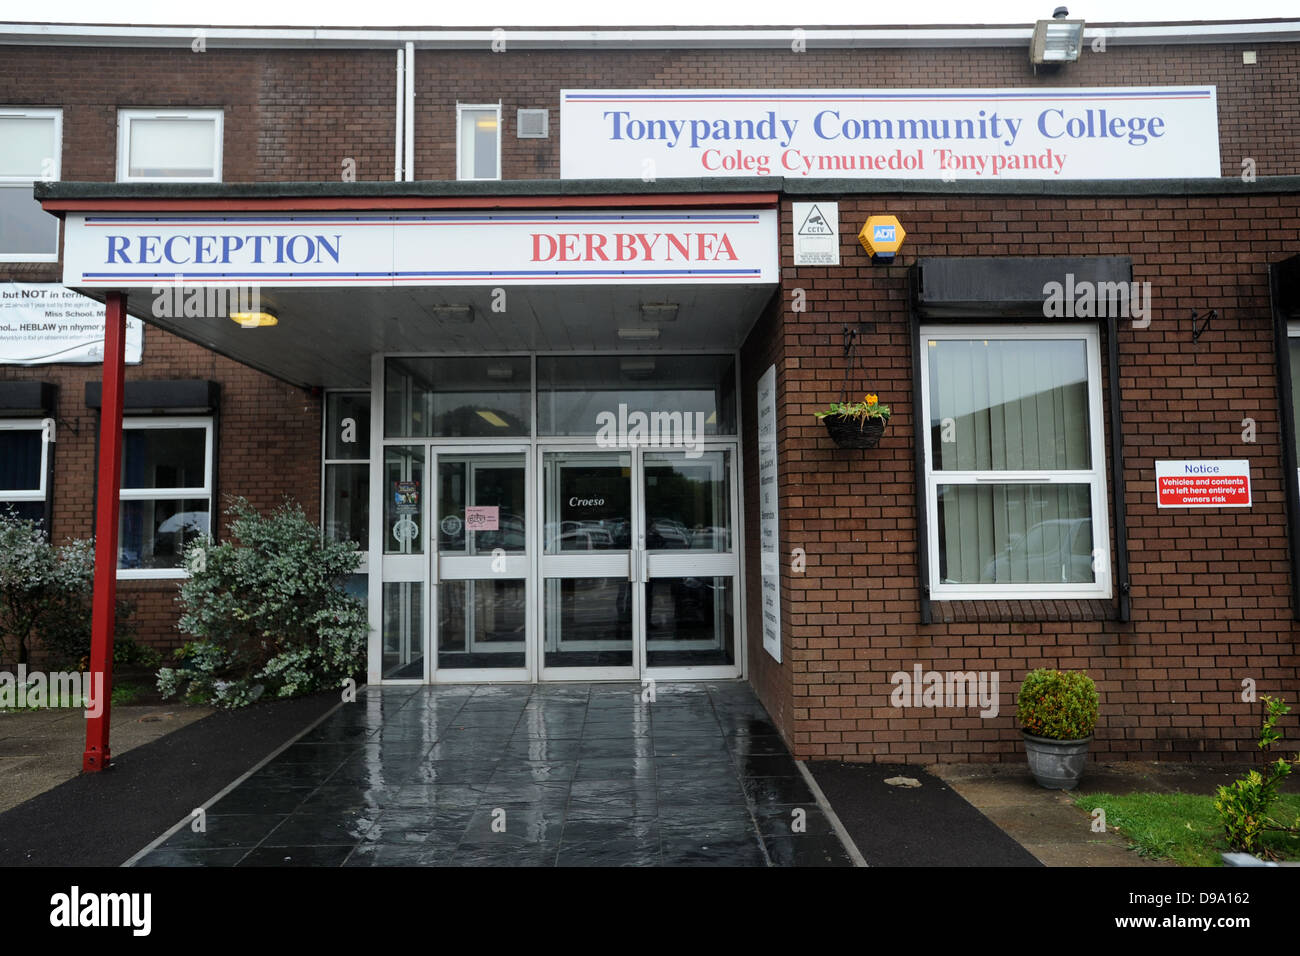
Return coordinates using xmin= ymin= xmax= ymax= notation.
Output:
xmin=83 ymin=291 xmax=127 ymax=773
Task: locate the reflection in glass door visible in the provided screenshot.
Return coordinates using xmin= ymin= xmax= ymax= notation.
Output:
xmin=541 ymin=450 xmax=636 ymax=677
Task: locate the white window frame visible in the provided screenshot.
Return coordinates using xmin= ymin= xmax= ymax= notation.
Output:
xmin=0 ymin=419 xmax=51 ymax=503
xmin=116 ymin=109 xmax=224 ymax=184
xmin=0 ymin=107 xmax=62 ymax=263
xmin=919 ymin=323 xmax=1112 ymax=600
xmin=1287 ymin=321 xmax=1300 ymax=494
xmin=117 ymin=416 xmax=214 ymax=580
xmin=455 ymin=103 xmax=502 ymax=182
xmin=322 ymin=389 xmax=370 ymax=573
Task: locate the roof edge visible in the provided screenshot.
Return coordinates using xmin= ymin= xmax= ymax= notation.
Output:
xmin=33 ymin=176 xmax=1300 ymax=207
xmin=2 ymin=20 xmax=1299 ymax=50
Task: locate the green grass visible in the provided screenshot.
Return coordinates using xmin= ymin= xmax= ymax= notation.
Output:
xmin=1076 ymin=791 xmax=1300 ymax=866
xmin=111 ymin=682 xmax=146 ymax=706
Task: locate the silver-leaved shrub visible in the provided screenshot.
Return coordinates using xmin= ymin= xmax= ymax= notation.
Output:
xmin=158 ymin=497 xmax=367 ymax=707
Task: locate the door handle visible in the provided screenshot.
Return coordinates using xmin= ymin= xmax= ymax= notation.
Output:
xmin=641 ymin=547 xmax=650 ymax=584
xmin=628 ymin=548 xmax=637 ymax=583
xmin=431 ymin=550 xmax=439 ymax=585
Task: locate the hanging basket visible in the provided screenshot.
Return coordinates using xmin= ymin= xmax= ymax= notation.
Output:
xmin=821 ymin=414 xmax=886 ymax=449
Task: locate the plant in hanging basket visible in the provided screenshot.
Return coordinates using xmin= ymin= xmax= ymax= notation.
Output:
xmin=814 ymin=393 xmax=891 ymax=448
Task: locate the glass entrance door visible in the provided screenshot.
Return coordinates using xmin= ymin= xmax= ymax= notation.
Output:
xmin=434 ymin=450 xmax=529 ymax=678
xmin=539 ymin=446 xmax=740 ymax=680
xmin=642 ymin=449 xmax=738 ymax=671
xmin=380 ymin=445 xmax=530 ymax=682
xmin=540 ymin=450 xmax=637 ymax=678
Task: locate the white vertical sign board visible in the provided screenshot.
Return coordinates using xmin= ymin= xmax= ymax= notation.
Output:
xmin=757 ymin=364 xmax=781 ymax=663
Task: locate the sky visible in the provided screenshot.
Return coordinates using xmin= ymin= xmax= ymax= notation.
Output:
xmin=1 ymin=0 xmax=1296 ymax=27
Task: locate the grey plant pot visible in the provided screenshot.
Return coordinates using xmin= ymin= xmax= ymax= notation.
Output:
xmin=1022 ymin=732 xmax=1092 ymax=790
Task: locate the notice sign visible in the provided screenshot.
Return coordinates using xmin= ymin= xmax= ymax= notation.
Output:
xmin=757 ymin=365 xmax=781 ymax=663
xmin=393 ymin=480 xmax=419 ymax=514
xmin=792 ymin=202 xmax=839 ymax=266
xmin=0 ymin=283 xmax=143 ymax=365
xmin=465 ymin=506 xmax=499 ymax=532
xmin=560 ymin=87 xmax=1220 ymax=181
xmin=1156 ymin=460 xmax=1252 ymax=508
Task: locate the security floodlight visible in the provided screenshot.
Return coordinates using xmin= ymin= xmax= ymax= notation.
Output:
xmin=1031 ymin=8 xmax=1085 ymax=65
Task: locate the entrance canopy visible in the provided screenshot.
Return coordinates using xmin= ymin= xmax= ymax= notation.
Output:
xmin=38 ymin=180 xmax=780 ymax=388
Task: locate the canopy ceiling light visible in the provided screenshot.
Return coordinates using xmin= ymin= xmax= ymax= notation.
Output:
xmin=619 ymin=358 xmax=657 ymax=379
xmin=1030 ymin=7 xmax=1085 ymax=67
xmin=229 ymin=308 xmax=278 ymax=328
xmin=639 ymin=302 xmax=679 ymax=323
xmin=617 ymin=327 xmax=660 ymax=341
xmin=429 ymin=304 xmax=475 ymax=324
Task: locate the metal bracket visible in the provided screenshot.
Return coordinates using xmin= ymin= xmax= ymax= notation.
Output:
xmin=1191 ymin=308 xmax=1218 ymax=343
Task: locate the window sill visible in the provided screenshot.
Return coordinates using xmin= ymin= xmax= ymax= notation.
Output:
xmin=929 ymin=598 xmax=1117 ymax=624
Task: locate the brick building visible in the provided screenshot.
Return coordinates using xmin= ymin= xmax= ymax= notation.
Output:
xmin=2 ymin=18 xmax=1298 ymax=763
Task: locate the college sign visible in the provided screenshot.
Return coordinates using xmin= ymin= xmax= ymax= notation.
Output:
xmin=61 ymin=210 xmax=779 ymax=287
xmin=559 ymin=87 xmax=1221 ymax=180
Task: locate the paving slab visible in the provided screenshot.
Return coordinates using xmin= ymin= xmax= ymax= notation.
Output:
xmin=925 ymin=761 xmax=1266 ymax=867
xmin=0 ymin=693 xmax=339 ymax=866
xmin=131 ymin=682 xmax=853 ymax=868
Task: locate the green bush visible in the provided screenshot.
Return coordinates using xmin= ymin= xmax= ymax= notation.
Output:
xmin=1214 ymin=696 xmax=1300 ymax=857
xmin=1016 ymin=668 xmax=1099 ymax=740
xmin=0 ymin=510 xmax=95 ymax=667
xmin=157 ymin=497 xmax=367 ymax=708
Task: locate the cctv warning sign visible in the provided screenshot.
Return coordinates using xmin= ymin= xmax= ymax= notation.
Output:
xmin=791 ymin=202 xmax=839 ymax=266
xmin=1155 ymin=460 xmax=1251 ymax=508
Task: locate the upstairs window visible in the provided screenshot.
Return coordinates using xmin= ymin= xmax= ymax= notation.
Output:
xmin=117 ymin=109 xmax=223 ymax=183
xmin=0 ymin=108 xmax=61 ymax=262
xmin=457 ymin=104 xmax=501 ymax=181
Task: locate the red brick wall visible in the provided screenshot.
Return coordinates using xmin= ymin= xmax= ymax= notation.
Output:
xmin=767 ymin=190 xmax=1300 ymax=763
xmin=410 ymin=43 xmax=1300 ymax=180
xmin=2 ymin=41 xmax=1296 ymax=187
xmin=0 ymin=327 xmax=322 ymax=663
xmin=0 ymin=45 xmax=397 ymax=186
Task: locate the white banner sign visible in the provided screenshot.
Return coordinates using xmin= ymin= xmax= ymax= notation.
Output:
xmin=0 ymin=284 xmax=142 ymax=365
xmin=560 ymin=87 xmax=1220 ymax=180
xmin=63 ymin=210 xmax=779 ymax=288
xmin=757 ymin=364 xmax=781 ymax=663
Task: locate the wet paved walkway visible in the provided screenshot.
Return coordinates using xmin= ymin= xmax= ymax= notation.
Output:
xmin=134 ymin=682 xmax=855 ymax=867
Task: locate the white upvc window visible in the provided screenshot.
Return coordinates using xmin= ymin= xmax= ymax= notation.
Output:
xmin=919 ymin=323 xmax=1112 ymax=600
xmin=116 ymin=109 xmax=223 ymax=183
xmin=0 ymin=419 xmax=52 ymax=522
xmin=1287 ymin=321 xmax=1300 ymax=493
xmin=456 ymin=103 xmax=501 ymax=181
xmin=0 ymin=107 xmax=61 ymax=262
xmin=117 ymin=416 xmax=214 ymax=579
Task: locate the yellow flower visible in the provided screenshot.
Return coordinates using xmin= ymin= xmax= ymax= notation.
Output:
xmin=865 ymin=393 xmax=879 ymax=405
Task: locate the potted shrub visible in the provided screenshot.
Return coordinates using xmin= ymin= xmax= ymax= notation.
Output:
xmin=1016 ymin=668 xmax=1099 ymax=790
xmin=814 ymin=393 xmax=891 ymax=449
